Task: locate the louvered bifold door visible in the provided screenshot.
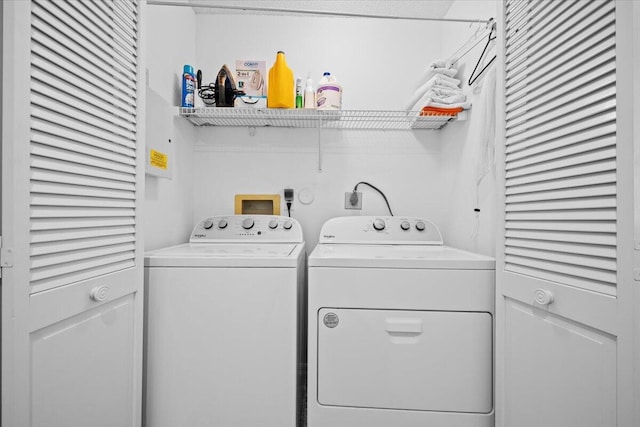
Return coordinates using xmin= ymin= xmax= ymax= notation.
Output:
xmin=30 ymin=0 xmax=138 ymax=294
xmin=1 ymin=0 xmax=142 ymax=425
xmin=498 ymin=1 xmax=624 ymax=426
xmin=504 ymin=0 xmax=617 ymax=297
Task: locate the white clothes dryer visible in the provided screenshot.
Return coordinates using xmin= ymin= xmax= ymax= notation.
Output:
xmin=144 ymin=215 xmax=306 ymax=427
xmin=307 ymin=216 xmax=495 ymax=427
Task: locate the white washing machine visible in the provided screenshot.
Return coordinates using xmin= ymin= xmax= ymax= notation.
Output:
xmin=307 ymin=216 xmax=495 ymax=427
xmin=144 ymin=215 xmax=306 ymax=427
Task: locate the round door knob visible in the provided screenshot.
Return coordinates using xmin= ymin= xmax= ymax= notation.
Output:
xmin=217 ymin=219 xmax=228 ymax=229
xmin=242 ymin=218 xmax=254 ymax=230
xmin=269 ymin=219 xmax=278 ymax=229
xmin=400 ymin=221 xmax=410 ymax=231
xmin=373 ymin=218 xmax=386 ymax=231
xmin=283 ymin=220 xmax=293 ymax=230
xmin=415 ymin=221 xmax=426 ymax=231
xmin=534 ymin=289 xmax=554 ymax=305
xmin=90 ymin=285 xmax=110 ymax=302
xmin=203 ymin=219 xmax=214 ymax=229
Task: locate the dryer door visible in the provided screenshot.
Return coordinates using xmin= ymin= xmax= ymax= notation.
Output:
xmin=317 ymin=308 xmax=492 ymax=413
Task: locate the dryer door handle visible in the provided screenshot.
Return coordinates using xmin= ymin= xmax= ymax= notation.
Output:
xmin=385 ymin=318 xmax=423 ymax=334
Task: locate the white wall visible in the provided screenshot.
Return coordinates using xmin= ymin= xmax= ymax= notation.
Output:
xmin=194 ymin=13 xmax=443 ymax=110
xmin=193 ymin=128 xmax=445 ymax=250
xmin=144 ymin=3 xmax=197 ymax=251
xmin=147 ymin=2 xmax=500 ymax=254
xmin=437 ymin=0 xmax=500 ymax=256
xmin=189 ymin=12 xmax=469 ymax=250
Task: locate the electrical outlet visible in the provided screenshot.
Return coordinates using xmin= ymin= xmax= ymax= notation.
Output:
xmin=284 ymin=188 xmax=294 ymax=202
xmin=344 ymin=192 xmax=362 ymax=210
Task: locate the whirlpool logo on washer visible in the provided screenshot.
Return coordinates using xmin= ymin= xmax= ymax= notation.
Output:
xmin=322 ymin=234 xmax=335 ymax=240
xmin=323 ymin=312 xmax=339 ymax=328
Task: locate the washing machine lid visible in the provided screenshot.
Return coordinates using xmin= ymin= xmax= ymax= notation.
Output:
xmin=309 ymin=244 xmax=494 ymax=269
xmin=144 ymin=242 xmax=305 ymax=267
xmin=145 ymin=215 xmax=305 ymax=267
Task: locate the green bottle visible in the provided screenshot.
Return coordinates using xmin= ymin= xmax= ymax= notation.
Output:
xmin=295 ymin=78 xmax=303 ymax=108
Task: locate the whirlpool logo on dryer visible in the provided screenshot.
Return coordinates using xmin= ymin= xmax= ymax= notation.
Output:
xmin=193 ymin=234 xmax=206 ymax=239
xmin=323 ymin=235 xmax=335 ymax=239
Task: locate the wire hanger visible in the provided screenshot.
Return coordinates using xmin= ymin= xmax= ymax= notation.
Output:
xmin=449 ymin=19 xmax=493 ymax=65
xmin=468 ymin=21 xmax=497 ymax=85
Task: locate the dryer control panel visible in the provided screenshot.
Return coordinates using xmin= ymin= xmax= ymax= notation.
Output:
xmin=318 ymin=216 xmax=443 ymax=245
xmin=190 ymin=215 xmax=303 ymax=243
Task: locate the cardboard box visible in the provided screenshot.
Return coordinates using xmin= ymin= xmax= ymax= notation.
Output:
xmin=235 ymin=60 xmax=267 ymax=108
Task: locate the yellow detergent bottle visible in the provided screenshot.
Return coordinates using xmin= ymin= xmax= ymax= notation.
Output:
xmin=267 ymin=51 xmax=294 ymax=108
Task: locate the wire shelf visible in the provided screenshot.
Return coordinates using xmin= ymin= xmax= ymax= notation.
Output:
xmin=179 ymin=107 xmax=459 ymax=130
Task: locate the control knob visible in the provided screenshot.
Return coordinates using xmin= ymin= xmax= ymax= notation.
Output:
xmin=242 ymin=218 xmax=255 ymax=230
xmin=202 ymin=219 xmax=214 ymax=230
xmin=400 ymin=221 xmax=410 ymax=231
xmin=283 ymin=220 xmax=293 ymax=230
xmin=415 ymin=221 xmax=426 ymax=231
xmin=269 ymin=219 xmax=278 ymax=229
xmin=373 ymin=218 xmax=386 ymax=231
xmin=217 ymin=219 xmax=228 ymax=229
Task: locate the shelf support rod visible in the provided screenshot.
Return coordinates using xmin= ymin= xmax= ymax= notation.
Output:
xmin=317 ymin=120 xmax=323 ymax=173
xmin=147 ymin=0 xmax=491 ymax=23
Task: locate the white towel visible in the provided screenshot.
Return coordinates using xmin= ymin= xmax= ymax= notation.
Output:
xmin=475 ymin=66 xmax=496 ymax=185
xmin=410 ymin=90 xmax=434 ymax=112
xmin=414 ymin=89 xmax=466 ymax=105
xmin=429 ymin=93 xmax=467 ymax=104
xmin=428 ymin=67 xmax=458 ymax=78
xmin=430 ymin=87 xmax=463 ymax=97
xmin=414 ymin=68 xmax=459 ymax=89
xmin=423 ymin=100 xmax=472 ymax=109
xmin=406 ymin=75 xmax=463 ymax=110
xmin=413 ymin=66 xmax=459 ymax=92
xmin=408 ymin=100 xmax=472 ymax=117
xmin=429 ymin=59 xmax=451 ymax=69
xmin=410 ymin=87 xmax=470 ymax=111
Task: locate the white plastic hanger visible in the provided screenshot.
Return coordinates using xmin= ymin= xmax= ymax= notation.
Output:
xmin=449 ymin=18 xmax=495 ymax=66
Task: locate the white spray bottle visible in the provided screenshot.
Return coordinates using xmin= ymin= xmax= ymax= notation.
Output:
xmin=304 ymin=74 xmax=316 ymax=109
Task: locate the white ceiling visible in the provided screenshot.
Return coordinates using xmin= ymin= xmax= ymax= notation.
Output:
xmin=189 ymin=0 xmax=455 ymax=20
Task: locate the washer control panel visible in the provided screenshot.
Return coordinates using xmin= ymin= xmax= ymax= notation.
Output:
xmin=190 ymin=215 xmax=303 ymax=243
xmin=318 ymin=216 xmax=443 ymax=245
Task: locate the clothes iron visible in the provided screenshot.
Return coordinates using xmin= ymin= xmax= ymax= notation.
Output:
xmin=196 ymin=65 xmax=245 ymax=107
xmin=215 ymin=64 xmax=244 ymax=107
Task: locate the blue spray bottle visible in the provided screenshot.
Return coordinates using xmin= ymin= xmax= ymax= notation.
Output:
xmin=181 ymin=64 xmax=195 ymax=108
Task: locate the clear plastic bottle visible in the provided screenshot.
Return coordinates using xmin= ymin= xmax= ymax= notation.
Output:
xmin=267 ymin=51 xmax=294 ymax=109
xmin=303 ymin=75 xmax=316 ymax=109
xmin=316 ymin=72 xmax=342 ymax=110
